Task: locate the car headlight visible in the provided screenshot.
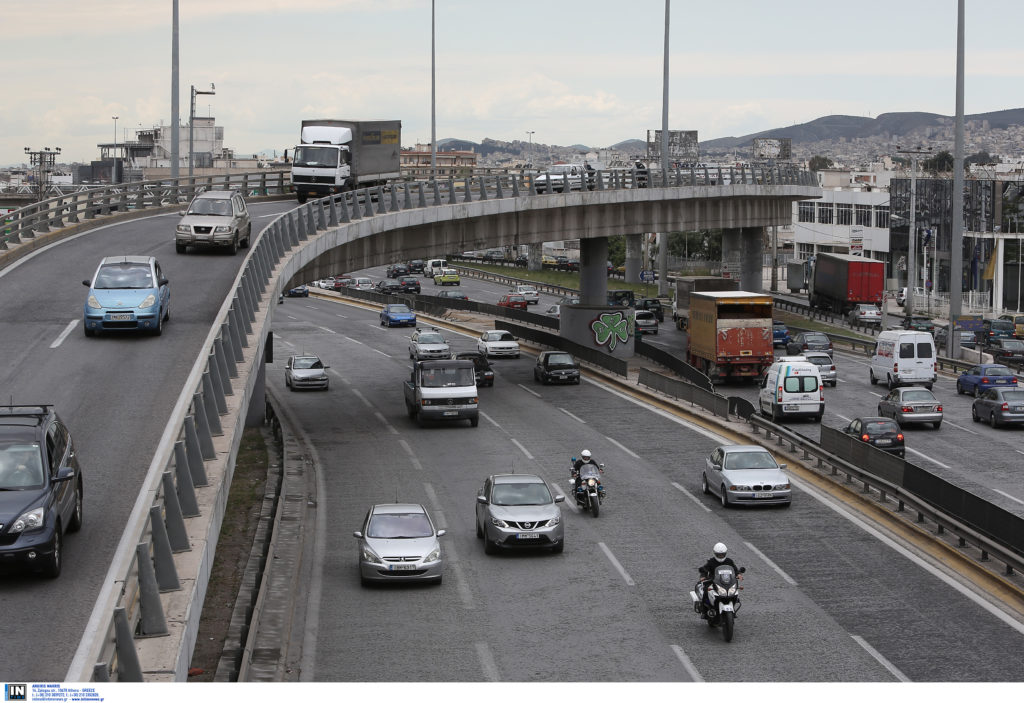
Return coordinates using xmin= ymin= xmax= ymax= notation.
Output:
xmin=213 ymin=225 xmax=233 ymax=233
xmin=424 ymin=546 xmax=441 ymax=563
xmin=176 ymin=224 xmax=191 ymax=233
xmin=773 ymin=483 xmax=791 ymax=490
xmin=87 ymin=295 xmax=103 ymax=309
xmin=732 ymin=485 xmax=752 ymax=491
xmin=490 ymin=517 xmax=509 ymax=529
xmin=360 ymin=545 xmax=382 ymax=564
xmin=138 ymin=294 xmax=157 ymax=309
xmin=547 ymin=514 xmax=560 ymax=527
xmin=9 ymin=507 xmax=45 ymax=534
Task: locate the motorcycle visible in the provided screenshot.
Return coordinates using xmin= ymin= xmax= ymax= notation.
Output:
xmin=689 ymin=564 xmax=745 ymax=642
xmin=569 ymin=458 xmax=605 ymax=517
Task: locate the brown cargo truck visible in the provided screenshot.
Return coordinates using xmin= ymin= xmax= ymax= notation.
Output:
xmin=687 ymin=291 xmax=774 ymax=382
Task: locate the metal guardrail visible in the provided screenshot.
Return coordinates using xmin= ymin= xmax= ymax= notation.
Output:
xmin=0 ymin=171 xmax=291 ymax=248
xmin=749 ymin=414 xmax=1024 ymax=577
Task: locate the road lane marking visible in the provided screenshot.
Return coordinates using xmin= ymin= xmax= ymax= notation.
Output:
xmin=316 ymin=325 xmax=336 ymax=334
xmin=833 ymin=412 xmax=852 ymax=422
xmin=669 ymin=645 xmax=704 ymax=682
xmin=944 ymin=420 xmax=977 ymax=435
xmin=335 ymin=313 xmax=348 ymax=319
xmin=598 ymin=542 xmax=635 ymax=586
xmin=373 ymin=349 xmax=391 ymax=357
xmin=50 ymin=319 xmax=79 ymax=348
xmin=286 ymin=315 xmax=298 ymax=320
xmin=480 ymin=411 xmax=500 ymax=427
xmin=905 ymin=447 xmax=950 ymax=469
xmin=343 ymin=336 xmax=364 ymax=345
xmin=587 ymin=379 xmax=728 ymax=443
xmin=850 ymin=635 xmax=910 ymax=682
xmin=743 ymin=540 xmax=797 ymax=585
xmin=304 ymin=305 xmax=318 ymax=309
xmin=510 ymin=438 xmax=534 ymax=460
xmin=398 ymin=439 xmax=424 ymax=471
xmin=559 ymin=407 xmax=586 ymax=424
xmin=374 ymin=411 xmax=398 ymax=434
xmin=1017 ymin=450 xmax=1024 ymax=457
xmin=604 ymin=436 xmax=639 ymax=459
xmin=476 ymin=642 xmax=500 ymax=682
xmin=351 ymin=388 xmax=373 ymax=409
xmin=992 ymin=488 xmax=1024 ymax=507
xmin=517 ymin=383 xmax=541 ymax=398
xmin=672 ymin=482 xmax=711 ymax=513
xmin=868 ymin=391 xmax=883 ymax=397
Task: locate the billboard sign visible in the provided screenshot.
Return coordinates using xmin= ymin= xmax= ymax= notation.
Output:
xmin=647 ymin=130 xmax=699 ymax=164
xmin=752 ymin=137 xmax=792 ymax=160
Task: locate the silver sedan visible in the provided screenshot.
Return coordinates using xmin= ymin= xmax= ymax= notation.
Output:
xmin=353 ymin=503 xmax=445 ymax=586
xmin=284 ymin=354 xmax=330 ymax=391
xmin=877 ymin=386 xmax=943 ymax=428
xmin=702 ymin=445 xmax=792 ymax=507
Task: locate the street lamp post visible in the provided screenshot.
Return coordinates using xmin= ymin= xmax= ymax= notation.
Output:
xmin=189 ymin=83 xmax=216 ymax=179
xmin=112 ymin=116 xmax=119 ymax=183
xmin=526 ymin=131 xmax=534 ymax=166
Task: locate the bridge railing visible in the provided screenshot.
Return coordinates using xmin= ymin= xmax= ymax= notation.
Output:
xmin=1 ymin=171 xmax=291 ymax=248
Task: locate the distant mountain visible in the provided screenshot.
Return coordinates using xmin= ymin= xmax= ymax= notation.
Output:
xmin=699 ymin=108 xmax=1024 ymax=151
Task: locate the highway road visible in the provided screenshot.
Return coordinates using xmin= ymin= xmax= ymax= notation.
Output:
xmin=268 ymin=292 xmax=1024 ymax=682
xmin=0 ymin=201 xmax=294 ymax=681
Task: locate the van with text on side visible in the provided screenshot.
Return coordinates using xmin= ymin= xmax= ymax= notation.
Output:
xmin=869 ymin=330 xmax=936 ymax=391
xmin=758 ymin=357 xmax=824 ymax=423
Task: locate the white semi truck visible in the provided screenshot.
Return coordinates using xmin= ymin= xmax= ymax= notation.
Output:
xmin=290 ymin=119 xmax=402 ymax=203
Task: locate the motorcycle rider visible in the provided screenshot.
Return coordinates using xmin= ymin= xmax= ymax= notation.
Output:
xmin=571 ymin=449 xmax=602 ymax=495
xmin=697 ymin=543 xmax=742 ymax=614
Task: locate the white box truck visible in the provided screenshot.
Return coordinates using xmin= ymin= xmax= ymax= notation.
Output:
xmin=290 ymin=119 xmax=401 ymax=203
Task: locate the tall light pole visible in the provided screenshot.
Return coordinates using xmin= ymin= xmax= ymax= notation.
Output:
xmin=112 ymin=116 xmax=119 ymax=183
xmin=526 ymin=131 xmax=534 ymax=166
xmin=430 ymin=0 xmax=436 ymax=178
xmin=189 ymin=83 xmax=215 ymax=179
xmin=657 ymin=0 xmax=670 ymax=296
xmin=171 ymin=0 xmax=179 ymax=179
xmin=948 ymin=0 xmax=966 ymax=358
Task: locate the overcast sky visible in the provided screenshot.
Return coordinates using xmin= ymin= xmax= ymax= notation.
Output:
xmin=4 ymin=0 xmax=1023 ymax=164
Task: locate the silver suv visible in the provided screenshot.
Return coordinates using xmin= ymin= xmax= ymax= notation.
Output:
xmin=175 ymin=190 xmax=252 ymax=255
xmin=476 ymin=473 xmax=565 ymax=554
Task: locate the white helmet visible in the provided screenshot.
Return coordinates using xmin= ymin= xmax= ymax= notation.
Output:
xmin=581 ymin=449 xmax=592 ymax=460
xmin=713 ymin=542 xmax=728 ymax=561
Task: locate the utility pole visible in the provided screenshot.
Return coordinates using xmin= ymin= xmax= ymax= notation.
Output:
xmin=657 ymin=0 xmax=670 ymax=297
xmin=171 ymin=0 xmax=179 ymax=179
xmin=948 ymin=0 xmax=966 ymax=359
xmin=24 ymin=147 xmax=61 ymax=202
xmin=897 ymin=146 xmax=930 ymax=318
xmin=526 ymin=131 xmax=534 ymax=166
xmin=430 ymin=0 xmax=436 ymax=179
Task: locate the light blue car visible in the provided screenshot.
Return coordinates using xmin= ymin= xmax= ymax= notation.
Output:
xmin=82 ymin=255 xmax=170 ymax=336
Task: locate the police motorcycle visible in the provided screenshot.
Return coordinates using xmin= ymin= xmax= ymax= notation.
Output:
xmin=689 ymin=563 xmax=746 ymax=642
xmin=569 ymin=458 xmax=605 ymax=517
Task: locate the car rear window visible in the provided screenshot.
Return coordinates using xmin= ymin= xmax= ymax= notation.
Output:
xmin=1001 ymin=390 xmax=1024 ymax=401
xmin=985 ymin=367 xmax=1013 ymax=377
xmin=991 ymin=320 xmax=1014 ymax=331
xmin=917 ymin=342 xmax=932 ymax=357
xmin=865 ymin=421 xmax=898 ymax=434
xmin=899 ymin=343 xmax=914 ymax=358
xmin=902 ymin=390 xmax=935 ymax=401
xmin=783 ymin=376 xmax=818 ymax=393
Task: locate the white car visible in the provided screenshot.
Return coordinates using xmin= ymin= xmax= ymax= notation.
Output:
xmin=511 ymin=284 xmax=540 ymax=305
xmin=353 ymin=277 xmax=374 ymax=291
xmin=477 ymin=330 xmax=520 ymax=358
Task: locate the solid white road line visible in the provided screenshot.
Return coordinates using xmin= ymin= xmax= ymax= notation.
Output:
xmin=669 ymin=644 xmax=704 ymax=682
xmin=510 ymin=438 xmax=534 ymax=460
xmin=517 ymin=383 xmax=541 ymax=398
xmin=598 ymin=542 xmax=635 ymax=586
xmin=850 ymin=635 xmax=910 ymax=682
xmin=672 ymin=482 xmax=712 ymax=513
xmin=476 ymin=642 xmax=500 ymax=681
xmin=944 ymin=420 xmax=978 ymax=435
xmin=398 ymin=439 xmax=424 ymax=471
xmin=743 ymin=540 xmax=797 ymax=585
xmin=50 ymin=319 xmax=79 ymax=349
xmin=604 ymin=436 xmax=640 ymax=459
xmin=559 ymin=407 xmax=587 ymax=424
xmin=905 ymin=447 xmax=951 ymax=469
xmin=992 ymin=488 xmax=1024 ymax=507
xmin=480 ymin=411 xmax=500 ymax=427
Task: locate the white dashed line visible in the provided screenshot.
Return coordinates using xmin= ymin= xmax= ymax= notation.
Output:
xmin=868 ymin=391 xmax=883 ymax=398
xmin=944 ymin=420 xmax=978 ymax=435
xmin=669 ymin=645 xmax=704 ymax=682
xmin=604 ymin=436 xmax=640 ymax=459
xmin=398 ymin=439 xmax=424 ymax=471
xmin=672 ymin=482 xmax=712 ymax=513
xmin=476 ymin=642 xmax=499 ymax=681
xmin=373 ymin=411 xmax=398 ymax=434
xmin=480 ymin=411 xmax=500 ymax=427
xmin=850 ymin=635 xmax=910 ymax=682
xmin=510 ymin=438 xmax=534 ymax=460
xmin=335 ymin=314 xmax=348 ymax=319
xmin=373 ymin=349 xmax=390 ymax=357
xmin=343 ymin=336 xmax=364 ymax=345
xmin=50 ymin=319 xmax=79 ymax=349
xmin=833 ymin=412 xmax=852 ymax=423
xmin=743 ymin=540 xmax=797 ymax=585
xmin=559 ymin=407 xmax=587 ymax=424
xmin=905 ymin=447 xmax=950 ymax=469
xmin=517 ymin=383 xmax=541 ymax=398
xmin=316 ymin=326 xmax=336 ymax=334
xmin=598 ymin=542 xmax=635 ymax=586
xmin=992 ymin=488 xmax=1024 ymax=507
xmin=286 ymin=315 xmax=298 ymax=320
xmin=351 ymin=388 xmax=373 ymax=409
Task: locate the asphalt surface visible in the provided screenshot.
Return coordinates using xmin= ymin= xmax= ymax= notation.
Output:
xmin=0 ymin=202 xmax=294 ymax=681
xmin=269 ymin=280 xmax=1024 ymax=682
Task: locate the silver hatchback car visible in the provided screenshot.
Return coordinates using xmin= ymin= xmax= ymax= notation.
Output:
xmin=353 ymin=503 xmax=445 ymax=586
xmin=476 ymin=474 xmax=565 ymax=554
xmin=803 ymin=351 xmax=837 ymax=387
xmin=175 ymin=190 xmax=252 ymax=255
xmin=877 ymin=386 xmax=943 ymax=428
xmin=702 ymin=445 xmax=792 ymax=507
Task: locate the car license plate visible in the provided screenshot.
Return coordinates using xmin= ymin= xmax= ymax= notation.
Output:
xmin=389 ymin=564 xmax=416 ymax=571
xmin=875 ymin=439 xmax=892 ymax=445
xmin=783 ymin=404 xmax=799 ymax=411
xmin=443 ymin=410 xmax=458 ymax=416
xmin=753 ymin=492 xmax=774 ymax=499
xmin=1014 ymin=406 xmax=1024 ymax=412
xmin=109 ymin=314 xmax=133 ymax=321
xmin=516 ymin=533 xmax=540 ymax=539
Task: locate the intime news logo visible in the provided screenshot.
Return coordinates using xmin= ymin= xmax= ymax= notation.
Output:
xmin=4 ymin=684 xmax=27 ymax=701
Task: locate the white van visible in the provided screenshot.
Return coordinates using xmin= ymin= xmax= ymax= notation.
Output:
xmin=869 ymin=330 xmax=937 ymax=390
xmin=758 ymin=357 xmax=825 ymax=423
xmin=426 ymin=258 xmax=448 ymax=278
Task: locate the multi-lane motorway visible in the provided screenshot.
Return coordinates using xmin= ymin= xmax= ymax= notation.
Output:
xmin=269 ymin=270 xmax=1024 ymax=682
xmin=2 ymin=211 xmax=1023 ymax=682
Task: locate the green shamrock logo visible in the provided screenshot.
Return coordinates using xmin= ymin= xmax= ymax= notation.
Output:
xmin=591 ymin=312 xmax=631 ymax=351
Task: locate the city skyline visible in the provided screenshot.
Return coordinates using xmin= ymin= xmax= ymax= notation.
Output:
xmin=4 ymin=0 xmax=1024 ymax=163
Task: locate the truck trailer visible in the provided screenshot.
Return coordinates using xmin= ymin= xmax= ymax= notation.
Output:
xmin=671 ymin=276 xmax=740 ymax=330
xmin=686 ymin=291 xmax=774 ymax=383
xmin=808 ymin=252 xmax=884 ymax=314
xmin=290 ymin=119 xmax=401 ymax=203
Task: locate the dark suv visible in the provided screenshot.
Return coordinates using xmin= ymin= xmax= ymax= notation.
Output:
xmin=0 ymin=406 xmax=83 ymax=578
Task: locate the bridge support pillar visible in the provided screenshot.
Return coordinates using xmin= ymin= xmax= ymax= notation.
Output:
xmin=741 ymin=226 xmax=765 ymax=293
xmin=624 ymin=233 xmax=642 ymax=283
xmin=560 ymin=236 xmax=636 ymax=359
xmin=579 ymin=237 xmax=609 ymax=306
xmin=527 ymin=244 xmax=543 ymax=272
